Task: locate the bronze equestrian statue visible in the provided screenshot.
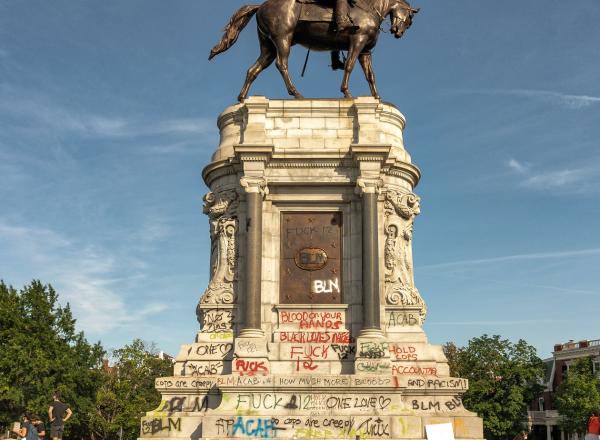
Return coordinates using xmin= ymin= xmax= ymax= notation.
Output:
xmin=209 ymin=0 xmax=419 ymax=102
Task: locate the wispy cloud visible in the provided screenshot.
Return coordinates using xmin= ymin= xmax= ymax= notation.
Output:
xmin=505 ymin=157 xmax=600 ymax=194
xmin=0 ymin=87 xmax=215 ymax=139
xmin=503 ymin=89 xmax=600 ymax=109
xmin=506 ymin=157 xmax=529 ymax=174
xmin=0 ymin=222 xmax=71 ymax=251
xmin=456 ymin=88 xmax=600 ymax=110
xmin=142 ymin=141 xmax=203 ymax=155
xmin=133 ymin=216 xmax=172 ymax=248
xmin=522 ymin=168 xmax=584 ymax=189
xmin=0 ymin=220 xmax=169 ymax=334
xmin=420 ymin=268 xmax=600 ymax=298
xmin=420 ymin=248 xmax=600 ymax=270
xmin=428 ymin=319 xmax=567 ymax=326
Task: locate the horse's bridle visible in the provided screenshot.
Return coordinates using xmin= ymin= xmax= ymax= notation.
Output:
xmin=354 ymin=0 xmax=417 ymax=35
xmin=390 ymin=6 xmax=415 ymax=37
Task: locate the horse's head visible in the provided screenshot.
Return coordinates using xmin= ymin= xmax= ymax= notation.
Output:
xmin=390 ymin=1 xmax=419 ymax=39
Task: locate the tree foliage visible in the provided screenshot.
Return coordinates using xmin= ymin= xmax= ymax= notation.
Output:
xmin=0 ymin=280 xmax=105 ymax=437
xmin=88 ymin=339 xmax=173 ymax=440
xmin=0 ymin=280 xmax=172 ymax=440
xmin=443 ymin=341 xmax=463 ymax=377
xmin=555 ymin=357 xmax=600 ymax=435
xmin=444 ymin=335 xmax=545 ymax=440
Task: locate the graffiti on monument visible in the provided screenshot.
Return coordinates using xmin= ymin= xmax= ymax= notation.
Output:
xmin=280 ymin=212 xmax=342 ymax=304
xmin=279 ymin=311 xmax=344 ymax=330
xmin=211 ymin=415 xmax=392 ymax=439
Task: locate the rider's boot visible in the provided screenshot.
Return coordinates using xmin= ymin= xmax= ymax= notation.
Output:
xmin=330 ymin=51 xmax=345 ymax=71
xmin=336 ymin=15 xmax=359 ymax=32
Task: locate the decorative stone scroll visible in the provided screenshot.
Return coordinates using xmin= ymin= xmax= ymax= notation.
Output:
xmin=383 ymin=189 xmax=427 ymax=322
xmin=199 ymin=189 xmax=239 ymax=307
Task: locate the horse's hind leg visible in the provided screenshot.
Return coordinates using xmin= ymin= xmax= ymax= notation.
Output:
xmin=238 ymin=33 xmax=276 ymax=102
xmin=273 ymin=36 xmax=303 ymax=99
xmin=358 ymin=52 xmax=380 ymax=99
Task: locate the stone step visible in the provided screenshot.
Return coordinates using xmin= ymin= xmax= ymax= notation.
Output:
xmin=172 ymin=358 xmax=450 ymax=379
xmin=154 ymin=374 xmax=469 ymax=392
xmin=140 ymin=413 xmax=484 ymax=439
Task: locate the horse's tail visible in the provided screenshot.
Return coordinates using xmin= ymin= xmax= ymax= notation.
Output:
xmin=209 ymin=5 xmax=260 ymax=60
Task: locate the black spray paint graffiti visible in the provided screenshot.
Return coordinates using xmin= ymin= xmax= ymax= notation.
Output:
xmin=187 ymin=361 xmax=223 ymax=376
xmin=234 ymin=393 xmax=391 ymax=412
xmin=331 ymin=344 xmax=356 ymax=360
xmin=201 ymin=309 xmax=233 ymax=333
xmin=356 ymin=417 xmax=390 ymax=437
xmin=194 ymin=342 xmax=233 ymax=357
xmin=141 ymin=418 xmax=181 ymax=435
xmin=412 ymin=395 xmax=463 ymax=411
xmin=386 ymin=311 xmax=419 ymax=328
xmin=158 ymin=389 xmax=223 ymax=415
xmin=358 ymin=341 xmax=387 ymax=359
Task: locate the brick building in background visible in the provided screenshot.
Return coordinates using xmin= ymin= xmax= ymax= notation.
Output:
xmin=528 ymin=339 xmax=600 ymax=440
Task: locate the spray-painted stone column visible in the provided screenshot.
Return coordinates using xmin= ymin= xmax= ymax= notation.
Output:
xmin=232 ymin=98 xmax=272 ymax=338
xmin=239 ymin=175 xmax=268 ymax=338
xmin=352 ymin=145 xmax=390 ymax=338
xmin=357 ymin=177 xmax=382 ymax=336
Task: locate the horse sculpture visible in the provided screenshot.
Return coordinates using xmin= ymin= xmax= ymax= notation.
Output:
xmin=209 ymin=0 xmax=418 ymax=102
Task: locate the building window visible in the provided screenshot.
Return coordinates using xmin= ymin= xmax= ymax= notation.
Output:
xmin=538 ymin=397 xmax=545 ymax=412
xmin=562 ymin=364 xmax=568 ymax=380
xmin=594 ymin=362 xmax=600 ymax=376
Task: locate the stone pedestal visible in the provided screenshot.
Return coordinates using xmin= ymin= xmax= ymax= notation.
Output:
xmin=140 ymin=97 xmax=484 ymax=440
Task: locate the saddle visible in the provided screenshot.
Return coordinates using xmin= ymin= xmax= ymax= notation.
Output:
xmin=297 ymin=0 xmax=334 ymax=22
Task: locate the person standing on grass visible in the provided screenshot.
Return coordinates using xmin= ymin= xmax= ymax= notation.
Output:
xmin=47 ymin=392 xmax=72 ymax=440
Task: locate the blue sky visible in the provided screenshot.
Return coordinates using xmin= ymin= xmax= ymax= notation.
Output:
xmin=1 ymin=0 xmax=599 ymax=358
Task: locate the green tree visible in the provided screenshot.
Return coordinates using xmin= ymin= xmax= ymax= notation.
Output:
xmin=443 ymin=341 xmax=464 ymax=377
xmin=555 ymin=357 xmax=600 ymax=435
xmin=447 ymin=335 xmax=545 ymax=440
xmin=0 ymin=280 xmax=105 ymax=438
xmin=88 ymin=339 xmax=173 ymax=440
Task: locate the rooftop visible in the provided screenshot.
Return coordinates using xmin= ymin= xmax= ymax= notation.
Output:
xmin=554 ymin=339 xmax=600 ymax=353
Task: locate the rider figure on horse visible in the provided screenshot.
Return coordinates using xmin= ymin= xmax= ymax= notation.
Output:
xmin=331 ymin=0 xmax=358 ymax=70
xmin=335 ymin=0 xmax=358 ymax=32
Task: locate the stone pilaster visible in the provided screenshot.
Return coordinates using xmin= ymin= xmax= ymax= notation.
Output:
xmin=234 ymin=143 xmax=271 ymax=338
xmin=356 ymin=177 xmax=384 ymax=338
xmin=239 ymin=176 xmax=268 ymax=338
xmin=352 ymin=145 xmax=390 ymax=339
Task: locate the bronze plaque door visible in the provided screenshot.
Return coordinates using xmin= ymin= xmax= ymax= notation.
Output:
xmin=280 ymin=212 xmax=342 ymax=304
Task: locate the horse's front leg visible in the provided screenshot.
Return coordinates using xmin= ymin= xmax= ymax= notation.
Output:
xmin=341 ymin=37 xmax=367 ymax=98
xmin=273 ymin=36 xmax=303 ymax=99
xmin=358 ymin=52 xmax=379 ymax=99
